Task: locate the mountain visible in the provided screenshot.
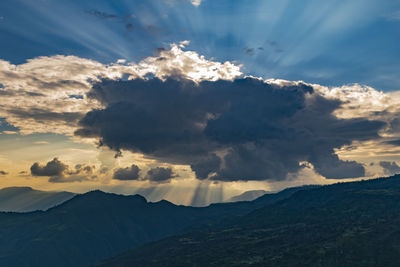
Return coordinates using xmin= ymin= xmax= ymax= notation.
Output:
xmin=0 ymin=186 xmax=309 ymax=267
xmin=0 ymin=187 xmax=75 ymax=212
xmin=227 ymin=190 xmax=268 ymax=202
xmin=95 ymin=175 xmax=400 ymax=267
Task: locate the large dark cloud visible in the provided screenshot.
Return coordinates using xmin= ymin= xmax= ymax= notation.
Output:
xmin=75 ymin=77 xmax=386 ymax=181
xmin=113 ymin=164 xmax=140 ymax=181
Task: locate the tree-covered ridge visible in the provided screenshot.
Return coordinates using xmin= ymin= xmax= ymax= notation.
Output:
xmin=96 ymin=175 xmax=400 ymax=267
xmin=0 ymin=185 xmax=308 ymax=267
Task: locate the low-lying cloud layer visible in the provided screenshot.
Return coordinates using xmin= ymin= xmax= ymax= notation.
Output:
xmin=2 ymin=42 xmax=400 ymax=182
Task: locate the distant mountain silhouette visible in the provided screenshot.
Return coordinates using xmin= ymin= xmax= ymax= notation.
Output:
xmin=227 ymin=190 xmax=268 ymax=202
xmin=95 ymin=176 xmax=400 ymax=267
xmin=0 ymin=187 xmax=75 ymax=212
xmin=0 ymin=186 xmax=310 ymax=267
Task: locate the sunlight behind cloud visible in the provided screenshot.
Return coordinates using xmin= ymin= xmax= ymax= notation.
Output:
xmin=1 ymin=41 xmax=400 ymax=193
xmin=0 ymin=42 xmax=241 ymax=135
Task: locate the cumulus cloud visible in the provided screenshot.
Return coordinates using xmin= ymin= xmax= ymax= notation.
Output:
xmin=31 ymin=158 xmax=68 ymax=177
xmin=136 ymin=41 xmax=241 ymax=82
xmin=112 ymin=165 xmax=174 ymax=183
xmin=3 ymin=42 xmax=400 ymax=182
xmin=0 ymin=42 xmax=240 ymax=135
xmin=113 ymin=164 xmax=140 ymax=180
xmin=146 ymin=167 xmax=175 ymax=183
xmin=75 ymin=76 xmax=387 ymax=181
xmin=30 ymin=158 xmax=96 ymax=183
xmin=379 ymin=161 xmax=400 ymax=175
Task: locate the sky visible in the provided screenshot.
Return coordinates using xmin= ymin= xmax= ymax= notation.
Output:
xmin=0 ymin=0 xmax=400 ymax=206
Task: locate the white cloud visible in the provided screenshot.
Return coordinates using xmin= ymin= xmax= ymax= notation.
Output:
xmin=267 ymin=79 xmax=400 ymax=122
xmin=0 ymin=41 xmax=241 ymax=135
xmin=266 ymin=78 xmax=400 ymax=144
xmin=314 ymin=83 xmax=393 ymax=119
xmin=190 ymin=0 xmax=202 ymax=6
xmin=137 ymin=41 xmax=242 ymax=82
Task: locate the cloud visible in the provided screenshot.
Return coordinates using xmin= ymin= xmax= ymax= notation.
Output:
xmin=136 ymin=41 xmax=241 ymax=82
xmin=85 ymin=8 xmax=165 ymax=37
xmin=165 ymin=0 xmax=202 ymax=6
xmin=0 ymin=130 xmax=18 ymax=135
xmin=85 ymin=9 xmax=137 ymax=34
xmin=0 ymin=42 xmax=240 ymax=135
xmin=3 ymin=42 xmax=400 ymax=182
xmin=113 ymin=164 xmax=140 ymax=180
xmin=31 ymin=158 xmax=68 ymax=177
xmin=75 ymin=76 xmax=386 ymax=181
xmin=85 ymin=9 xmax=119 ymax=19
xmin=379 ymin=161 xmax=400 ymax=175
xmin=385 ymin=139 xmax=400 ymax=146
xmin=244 ymin=41 xmax=282 ymax=56
xmin=34 ymin=141 xmax=50 ymax=145
xmin=0 ymin=170 xmax=8 ymax=175
xmin=30 ymin=158 xmax=96 ymax=183
xmin=244 ymin=47 xmax=256 ymax=56
xmin=190 ymin=0 xmax=202 ymax=6
xmin=145 ymin=167 xmax=174 ymax=183
xmin=113 ymin=164 xmax=175 ymax=183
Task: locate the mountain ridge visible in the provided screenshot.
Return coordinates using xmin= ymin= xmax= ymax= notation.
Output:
xmin=0 ymin=186 xmax=75 ymax=212
xmin=0 ymin=183 xmax=313 ymax=267
xmin=227 ymin=190 xmax=268 ymax=202
xmin=94 ymin=175 xmax=400 ymax=267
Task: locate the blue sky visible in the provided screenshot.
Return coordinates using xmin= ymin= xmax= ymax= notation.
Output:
xmin=1 ymin=0 xmax=399 ymax=90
